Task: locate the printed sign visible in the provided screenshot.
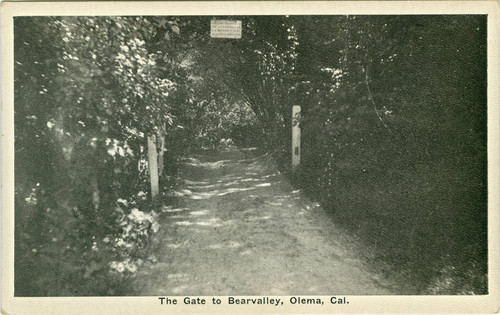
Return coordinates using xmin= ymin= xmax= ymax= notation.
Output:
xmin=210 ymin=20 xmax=242 ymax=39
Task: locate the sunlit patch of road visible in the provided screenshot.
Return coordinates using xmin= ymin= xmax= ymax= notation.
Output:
xmin=133 ymin=147 xmax=397 ymax=295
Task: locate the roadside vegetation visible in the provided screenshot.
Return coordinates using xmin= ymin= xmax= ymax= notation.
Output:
xmin=15 ymin=15 xmax=486 ymax=295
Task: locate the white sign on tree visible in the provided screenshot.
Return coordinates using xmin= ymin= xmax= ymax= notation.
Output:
xmin=210 ymin=20 xmax=242 ymax=39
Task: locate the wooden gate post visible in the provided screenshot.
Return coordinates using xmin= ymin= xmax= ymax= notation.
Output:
xmin=292 ymin=105 xmax=301 ymax=172
xmin=158 ymin=122 xmax=166 ymax=176
xmin=147 ymin=134 xmax=160 ymax=202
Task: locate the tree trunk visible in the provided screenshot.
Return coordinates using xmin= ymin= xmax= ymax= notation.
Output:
xmin=90 ymin=174 xmax=99 ymax=210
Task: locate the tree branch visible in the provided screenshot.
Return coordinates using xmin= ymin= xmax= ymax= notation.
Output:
xmin=364 ymin=66 xmax=391 ymax=133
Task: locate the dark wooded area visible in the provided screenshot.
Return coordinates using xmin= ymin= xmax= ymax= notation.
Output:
xmin=14 ymin=15 xmax=487 ymax=296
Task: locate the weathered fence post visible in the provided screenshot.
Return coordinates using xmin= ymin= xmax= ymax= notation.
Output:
xmin=158 ymin=122 xmax=166 ymax=176
xmin=292 ymin=105 xmax=301 ymax=172
xmin=147 ymin=134 xmax=160 ymax=202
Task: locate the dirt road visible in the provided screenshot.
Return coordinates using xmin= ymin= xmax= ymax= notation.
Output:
xmin=133 ymin=147 xmax=395 ymax=295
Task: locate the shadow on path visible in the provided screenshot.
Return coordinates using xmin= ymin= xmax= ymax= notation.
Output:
xmin=133 ymin=147 xmax=396 ymax=295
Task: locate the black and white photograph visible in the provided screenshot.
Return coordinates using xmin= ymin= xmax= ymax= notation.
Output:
xmin=2 ymin=1 xmax=499 ymax=314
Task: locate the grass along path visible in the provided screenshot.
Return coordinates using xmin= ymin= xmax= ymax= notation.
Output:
xmin=132 ymin=147 xmax=397 ymax=295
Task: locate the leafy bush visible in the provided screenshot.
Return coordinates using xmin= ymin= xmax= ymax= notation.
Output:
xmin=14 ymin=16 xmax=181 ymax=296
xmin=14 ymin=15 xmax=488 ymax=296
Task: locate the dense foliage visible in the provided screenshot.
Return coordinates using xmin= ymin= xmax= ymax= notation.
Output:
xmin=248 ymin=16 xmax=488 ymax=294
xmin=196 ymin=15 xmax=487 ymax=293
xmin=15 ymin=15 xmax=487 ymax=295
xmin=15 ymin=16 xmax=181 ymax=295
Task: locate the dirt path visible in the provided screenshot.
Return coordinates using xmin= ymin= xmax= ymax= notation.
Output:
xmin=133 ymin=147 xmax=395 ymax=295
